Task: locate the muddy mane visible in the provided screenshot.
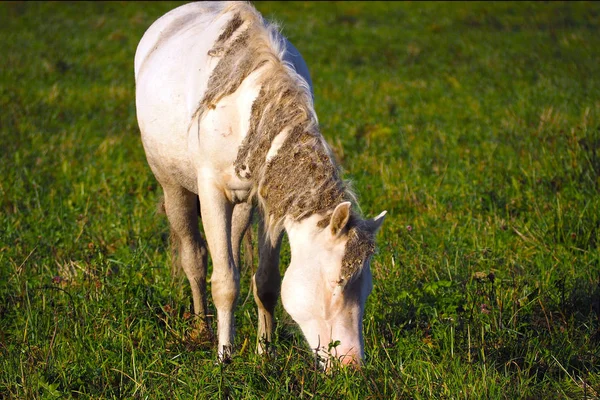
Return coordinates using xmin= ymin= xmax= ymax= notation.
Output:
xmin=197 ymin=2 xmax=368 ymax=259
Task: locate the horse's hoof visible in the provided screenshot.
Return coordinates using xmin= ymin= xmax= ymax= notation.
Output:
xmin=186 ymin=320 xmax=214 ymax=349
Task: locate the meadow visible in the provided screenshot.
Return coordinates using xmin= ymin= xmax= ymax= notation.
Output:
xmin=1 ymin=1 xmax=600 ymax=398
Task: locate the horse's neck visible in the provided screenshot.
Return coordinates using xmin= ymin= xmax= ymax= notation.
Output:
xmin=255 ymin=125 xmax=347 ymax=239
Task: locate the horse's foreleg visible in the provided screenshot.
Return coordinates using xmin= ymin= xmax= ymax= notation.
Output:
xmin=198 ymin=182 xmax=238 ymax=361
xmin=253 ymin=216 xmax=283 ymax=354
xmin=162 ymin=184 xmax=211 ymax=338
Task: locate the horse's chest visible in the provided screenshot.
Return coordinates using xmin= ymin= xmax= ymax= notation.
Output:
xmin=193 ymin=76 xmax=260 ymax=201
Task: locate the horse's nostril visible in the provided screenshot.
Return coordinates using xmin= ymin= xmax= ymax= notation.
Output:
xmin=340 ymin=353 xmax=361 ymax=367
xmin=322 ymin=353 xmax=361 ymax=372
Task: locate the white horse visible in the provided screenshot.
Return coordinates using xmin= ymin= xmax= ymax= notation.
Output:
xmin=134 ymin=1 xmax=386 ymax=367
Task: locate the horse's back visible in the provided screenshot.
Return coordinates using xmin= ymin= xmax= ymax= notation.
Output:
xmin=135 ymin=2 xmax=232 ymax=127
xmin=134 ymin=2 xmax=219 ymax=79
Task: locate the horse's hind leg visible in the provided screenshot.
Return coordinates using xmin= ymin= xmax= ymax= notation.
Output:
xmin=253 ymin=214 xmax=283 ymax=354
xmin=162 ymin=183 xmax=211 ymax=339
xmin=230 ymin=202 xmax=253 ymax=271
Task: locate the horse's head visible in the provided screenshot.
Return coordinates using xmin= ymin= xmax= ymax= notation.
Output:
xmin=282 ymin=202 xmax=386 ymax=368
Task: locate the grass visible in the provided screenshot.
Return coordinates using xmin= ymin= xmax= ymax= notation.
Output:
xmin=1 ymin=1 xmax=600 ymax=398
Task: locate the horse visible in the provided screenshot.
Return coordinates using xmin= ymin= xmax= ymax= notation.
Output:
xmin=134 ymin=1 xmax=386 ymax=367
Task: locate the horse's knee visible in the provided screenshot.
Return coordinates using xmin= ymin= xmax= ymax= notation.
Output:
xmin=211 ymin=269 xmax=240 ymax=308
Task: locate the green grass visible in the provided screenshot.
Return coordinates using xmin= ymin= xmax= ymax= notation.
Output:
xmin=1 ymin=1 xmax=600 ymax=398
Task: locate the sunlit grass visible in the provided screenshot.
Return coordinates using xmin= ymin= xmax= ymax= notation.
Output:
xmin=1 ymin=1 xmax=599 ymax=398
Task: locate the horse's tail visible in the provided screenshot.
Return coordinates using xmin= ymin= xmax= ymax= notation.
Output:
xmin=242 ymin=227 xmax=254 ymax=273
xmin=157 ymin=195 xmax=184 ymax=277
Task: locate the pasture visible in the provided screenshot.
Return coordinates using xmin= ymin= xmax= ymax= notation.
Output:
xmin=1 ymin=1 xmax=599 ymax=398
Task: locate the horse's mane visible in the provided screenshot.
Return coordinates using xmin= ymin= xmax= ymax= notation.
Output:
xmin=196 ymin=1 xmax=359 ymax=242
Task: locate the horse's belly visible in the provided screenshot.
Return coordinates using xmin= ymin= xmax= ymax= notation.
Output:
xmin=140 ymin=134 xmax=199 ymax=193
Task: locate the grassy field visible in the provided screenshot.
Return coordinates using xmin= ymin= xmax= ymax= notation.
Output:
xmin=1 ymin=1 xmax=600 ymax=398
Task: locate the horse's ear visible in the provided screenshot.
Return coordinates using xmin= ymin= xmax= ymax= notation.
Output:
xmin=365 ymin=210 xmax=387 ymax=234
xmin=330 ymin=202 xmax=352 ymax=237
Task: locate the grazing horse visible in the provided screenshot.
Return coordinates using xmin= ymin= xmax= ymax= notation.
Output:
xmin=134 ymin=1 xmax=386 ymax=367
